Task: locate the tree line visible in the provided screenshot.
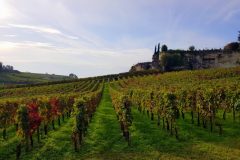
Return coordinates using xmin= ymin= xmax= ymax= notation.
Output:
xmin=0 ymin=62 xmax=17 ymax=73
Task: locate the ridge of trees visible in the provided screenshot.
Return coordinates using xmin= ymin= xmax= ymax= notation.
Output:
xmin=0 ymin=62 xmax=18 ymax=73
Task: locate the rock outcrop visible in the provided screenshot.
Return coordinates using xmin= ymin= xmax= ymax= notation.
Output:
xmin=130 ymin=42 xmax=240 ymax=72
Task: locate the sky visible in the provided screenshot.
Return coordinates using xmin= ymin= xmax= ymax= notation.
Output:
xmin=0 ymin=0 xmax=239 ymax=77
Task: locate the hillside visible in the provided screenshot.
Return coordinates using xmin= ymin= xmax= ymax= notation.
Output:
xmin=0 ymin=67 xmax=240 ymax=160
xmin=0 ymin=62 xmax=74 ymax=86
xmin=0 ymin=72 xmax=73 ymax=86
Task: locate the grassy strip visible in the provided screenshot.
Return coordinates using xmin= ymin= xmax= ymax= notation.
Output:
xmin=78 ymin=85 xmax=127 ymax=159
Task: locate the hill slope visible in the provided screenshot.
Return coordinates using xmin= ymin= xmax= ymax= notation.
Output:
xmin=0 ymin=72 xmax=72 ymax=85
xmin=0 ymin=67 xmax=240 ymax=159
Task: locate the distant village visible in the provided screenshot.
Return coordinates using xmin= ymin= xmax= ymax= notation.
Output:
xmin=130 ymin=32 xmax=240 ymax=72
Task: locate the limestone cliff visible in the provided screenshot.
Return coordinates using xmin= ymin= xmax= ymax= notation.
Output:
xmin=130 ymin=43 xmax=240 ymax=72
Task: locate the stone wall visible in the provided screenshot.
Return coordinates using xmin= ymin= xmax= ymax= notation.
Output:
xmin=130 ymin=62 xmax=152 ymax=72
xmin=130 ymin=51 xmax=240 ymax=72
xmin=191 ymin=52 xmax=240 ymax=69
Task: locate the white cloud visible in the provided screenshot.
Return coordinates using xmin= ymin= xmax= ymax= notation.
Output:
xmin=0 ymin=41 xmax=55 ymax=50
xmin=205 ymin=0 xmax=240 ymax=23
xmin=0 ymin=37 xmax=151 ymax=77
xmin=7 ymin=24 xmax=79 ymax=40
xmin=9 ymin=24 xmax=61 ymax=34
xmin=3 ymin=34 xmax=17 ymax=37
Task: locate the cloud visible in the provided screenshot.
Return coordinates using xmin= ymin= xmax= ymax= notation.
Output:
xmin=205 ymin=0 xmax=240 ymax=23
xmin=9 ymin=24 xmax=61 ymax=34
xmin=0 ymin=41 xmax=55 ymax=50
xmin=3 ymin=34 xmax=17 ymax=37
xmin=0 ymin=38 xmax=151 ymax=77
xmin=7 ymin=24 xmax=79 ymax=40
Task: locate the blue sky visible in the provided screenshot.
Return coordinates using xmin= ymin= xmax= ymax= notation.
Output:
xmin=0 ymin=0 xmax=239 ymax=77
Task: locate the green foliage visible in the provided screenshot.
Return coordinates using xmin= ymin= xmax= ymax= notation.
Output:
xmin=224 ymin=42 xmax=239 ymax=51
xmin=160 ymin=53 xmax=184 ymax=70
xmin=234 ymin=99 xmax=240 ymax=112
xmin=161 ymin=44 xmax=168 ymax=52
xmin=73 ymin=98 xmax=86 ymax=133
xmin=189 ymin=45 xmax=195 ymax=51
xmin=238 ymin=31 xmax=240 ymax=43
xmin=17 ymin=105 xmax=30 ymax=138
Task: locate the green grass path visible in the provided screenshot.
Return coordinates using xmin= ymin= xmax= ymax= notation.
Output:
xmin=78 ymin=85 xmax=127 ymax=159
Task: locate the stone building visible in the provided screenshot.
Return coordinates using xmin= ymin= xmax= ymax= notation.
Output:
xmin=130 ymin=43 xmax=240 ymax=72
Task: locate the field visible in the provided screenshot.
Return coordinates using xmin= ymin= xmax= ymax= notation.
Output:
xmin=1 ymin=67 xmax=240 ymax=160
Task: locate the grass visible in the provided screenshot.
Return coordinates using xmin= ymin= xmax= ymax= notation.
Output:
xmin=1 ymin=85 xmax=240 ymax=160
xmin=0 ymin=126 xmax=19 ymax=160
xmin=0 ymin=118 xmax=74 ymax=160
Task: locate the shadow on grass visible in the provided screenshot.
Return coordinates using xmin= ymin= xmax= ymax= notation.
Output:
xmin=131 ymin=108 xmax=240 ymax=159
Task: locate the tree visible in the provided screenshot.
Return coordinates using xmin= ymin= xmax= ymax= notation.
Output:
xmin=224 ymin=42 xmax=239 ymax=51
xmin=161 ymin=44 xmax=168 ymax=52
xmin=238 ymin=31 xmax=240 ymax=42
xmin=189 ymin=45 xmax=195 ymax=51
xmin=69 ymin=73 xmax=78 ymax=79
xmin=0 ymin=62 xmax=2 ymax=71
xmin=5 ymin=65 xmax=13 ymax=71
xmin=157 ymin=43 xmax=160 ymax=52
xmin=160 ymin=53 xmax=184 ymax=71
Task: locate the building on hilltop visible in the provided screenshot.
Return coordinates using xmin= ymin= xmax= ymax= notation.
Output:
xmin=130 ymin=41 xmax=240 ymax=72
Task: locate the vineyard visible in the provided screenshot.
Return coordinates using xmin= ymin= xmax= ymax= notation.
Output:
xmin=1 ymin=67 xmax=240 ymax=160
